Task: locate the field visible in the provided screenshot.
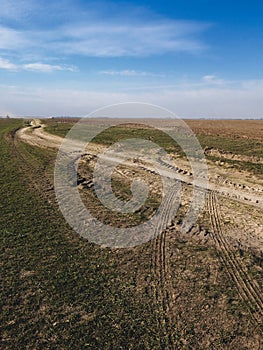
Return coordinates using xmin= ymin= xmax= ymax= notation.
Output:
xmin=0 ymin=118 xmax=262 ymax=349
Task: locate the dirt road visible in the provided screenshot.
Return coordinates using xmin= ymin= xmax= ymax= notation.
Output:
xmin=17 ymin=124 xmax=263 ymax=209
xmin=16 ymin=122 xmax=263 ymax=335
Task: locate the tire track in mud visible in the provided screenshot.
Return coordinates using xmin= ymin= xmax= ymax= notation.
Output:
xmin=150 ymin=184 xmax=180 ymax=349
xmin=208 ymin=191 xmax=263 ymax=326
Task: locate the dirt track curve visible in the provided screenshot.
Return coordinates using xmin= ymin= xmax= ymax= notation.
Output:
xmin=16 ymin=123 xmax=263 ymax=336
xmin=17 ymin=124 xmax=263 ymax=210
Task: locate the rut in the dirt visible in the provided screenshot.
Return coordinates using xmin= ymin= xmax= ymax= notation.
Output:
xmin=150 ymin=184 xmax=181 ymax=349
xmin=208 ymin=191 xmax=263 ymax=326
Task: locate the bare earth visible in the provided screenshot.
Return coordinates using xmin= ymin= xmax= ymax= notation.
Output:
xmin=18 ymin=120 xmax=263 ymax=254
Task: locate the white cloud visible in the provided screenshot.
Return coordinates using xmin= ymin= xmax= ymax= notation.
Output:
xmin=202 ymin=75 xmax=225 ymax=85
xmin=1 ymin=79 xmax=263 ymax=118
xmin=0 ymin=17 xmax=208 ymax=58
xmin=0 ymin=26 xmax=30 ymax=50
xmin=99 ymin=70 xmax=164 ymax=77
xmin=0 ymin=56 xmax=76 ymax=72
xmin=23 ymin=62 xmax=76 ymax=72
xmin=0 ymin=57 xmax=18 ymax=70
xmin=56 ymin=21 xmax=208 ymax=57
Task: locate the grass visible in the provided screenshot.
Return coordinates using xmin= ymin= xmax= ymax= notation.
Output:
xmin=44 ymin=119 xmax=263 ymax=176
xmin=198 ymin=134 xmax=263 ymax=175
xmin=45 ymin=120 xmax=75 ymax=138
xmin=207 ymin=155 xmax=263 ymax=175
xmin=198 ymin=134 xmax=263 ymax=158
xmin=78 ymin=158 xmax=164 ymax=227
xmin=0 ymin=119 xmax=262 ymax=349
xmin=44 ymin=118 xmax=263 ymax=157
xmin=0 ymin=119 xmax=162 ymax=349
xmin=43 ymin=120 xmax=189 ymax=156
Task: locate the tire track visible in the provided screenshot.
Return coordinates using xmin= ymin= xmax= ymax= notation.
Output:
xmin=208 ymin=191 xmax=263 ymax=326
xmin=150 ymin=183 xmax=180 ymax=349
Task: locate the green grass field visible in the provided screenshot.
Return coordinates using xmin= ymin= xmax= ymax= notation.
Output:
xmin=0 ymin=119 xmax=163 ymax=349
xmin=44 ymin=119 xmax=263 ymax=176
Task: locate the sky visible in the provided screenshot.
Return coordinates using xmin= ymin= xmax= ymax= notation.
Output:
xmin=1 ymin=0 xmax=263 ymax=118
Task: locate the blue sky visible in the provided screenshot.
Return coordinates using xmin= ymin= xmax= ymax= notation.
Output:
xmin=1 ymin=0 xmax=263 ymax=118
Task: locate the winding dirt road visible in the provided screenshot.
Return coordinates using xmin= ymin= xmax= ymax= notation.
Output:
xmin=17 ymin=124 xmax=263 ymax=210
xmin=16 ymin=123 xmax=263 ymax=338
